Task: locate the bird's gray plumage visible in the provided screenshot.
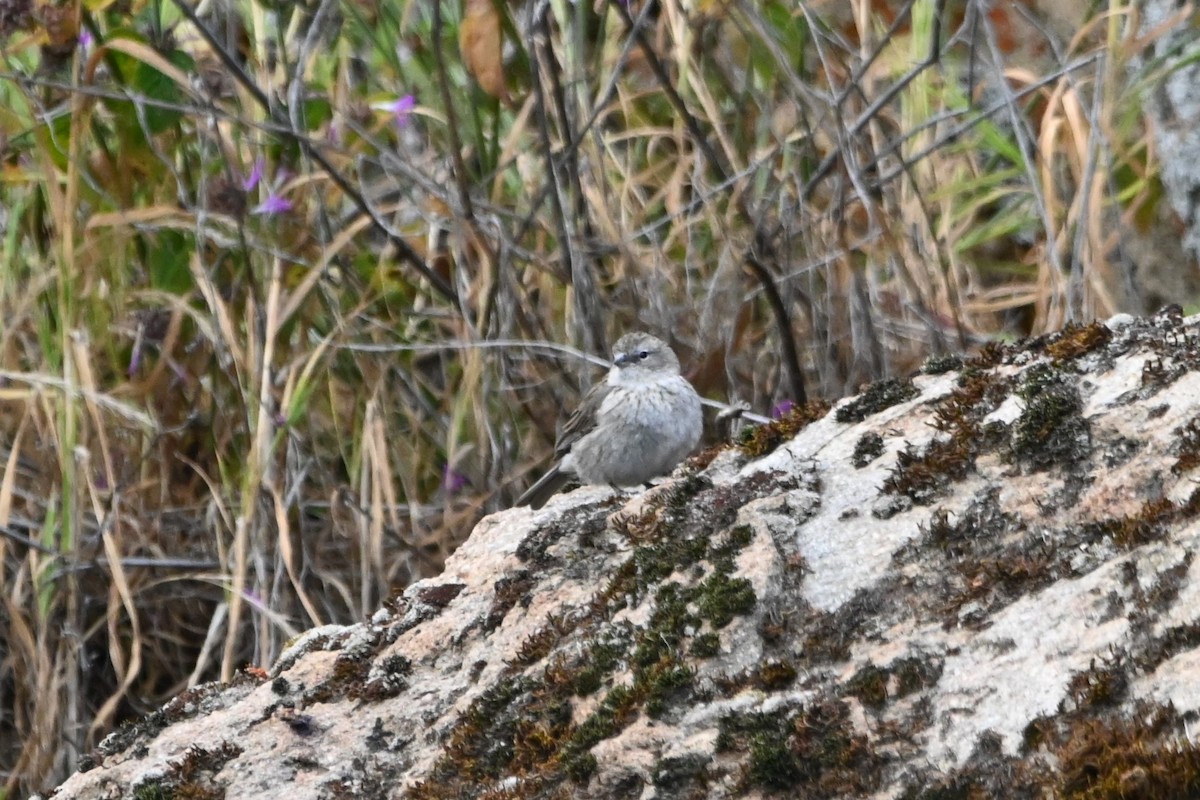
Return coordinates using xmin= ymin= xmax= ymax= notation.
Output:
xmin=516 ymin=332 xmax=703 ymax=509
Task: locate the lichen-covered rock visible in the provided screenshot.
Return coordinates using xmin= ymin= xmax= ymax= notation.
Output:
xmin=49 ymin=312 xmax=1200 ymax=799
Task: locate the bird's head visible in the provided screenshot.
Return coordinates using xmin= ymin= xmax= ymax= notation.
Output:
xmin=610 ymin=332 xmax=681 ymax=380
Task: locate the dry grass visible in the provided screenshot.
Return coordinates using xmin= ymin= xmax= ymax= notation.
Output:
xmin=0 ymin=0 xmax=1186 ymax=793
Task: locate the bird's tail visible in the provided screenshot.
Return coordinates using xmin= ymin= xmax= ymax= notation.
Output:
xmin=515 ymin=465 xmax=573 ymax=509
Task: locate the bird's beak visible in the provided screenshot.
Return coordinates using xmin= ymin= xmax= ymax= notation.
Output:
xmin=613 ymin=351 xmax=633 ymax=368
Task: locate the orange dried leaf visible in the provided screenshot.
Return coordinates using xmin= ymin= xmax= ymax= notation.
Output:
xmin=459 ymin=0 xmax=506 ymax=99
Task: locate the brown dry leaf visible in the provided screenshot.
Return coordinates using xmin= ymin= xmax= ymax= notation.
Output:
xmin=459 ymin=0 xmax=506 ymax=100
xmin=38 ymin=4 xmax=79 ymax=51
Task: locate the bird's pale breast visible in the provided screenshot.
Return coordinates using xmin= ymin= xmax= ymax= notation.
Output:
xmin=569 ymin=376 xmax=702 ymax=486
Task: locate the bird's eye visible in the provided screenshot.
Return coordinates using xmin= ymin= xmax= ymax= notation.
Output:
xmin=639 ymin=350 xmax=649 ymax=359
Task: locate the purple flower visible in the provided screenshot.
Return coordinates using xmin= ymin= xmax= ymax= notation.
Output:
xmin=771 ymin=399 xmax=796 ymax=419
xmin=252 ymin=193 xmax=293 ymax=215
xmin=78 ymin=30 xmax=94 ymax=51
xmin=242 ymin=158 xmax=264 ymax=191
xmin=244 ymin=160 xmax=293 ymax=216
xmin=442 ymin=464 xmax=469 ymax=495
xmin=327 ymin=120 xmax=343 ymax=147
xmin=128 ymin=337 xmax=142 ymax=376
xmin=373 ymin=94 xmax=417 ymax=128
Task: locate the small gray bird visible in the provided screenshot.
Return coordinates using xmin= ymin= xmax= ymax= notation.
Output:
xmin=516 ymin=332 xmax=703 ymax=509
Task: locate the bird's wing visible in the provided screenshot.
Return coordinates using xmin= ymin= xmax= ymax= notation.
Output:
xmin=554 ymin=379 xmax=612 ymax=459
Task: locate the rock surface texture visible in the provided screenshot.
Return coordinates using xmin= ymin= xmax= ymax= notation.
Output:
xmin=1141 ymin=1 xmax=1200 ymax=266
xmin=50 ymin=312 xmax=1200 ymax=799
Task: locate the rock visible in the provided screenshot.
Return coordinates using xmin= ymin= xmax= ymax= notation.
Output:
xmin=48 ymin=313 xmax=1200 ymax=799
xmin=1140 ymin=0 xmax=1200 ymax=270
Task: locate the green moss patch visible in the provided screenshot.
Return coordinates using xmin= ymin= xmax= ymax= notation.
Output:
xmin=738 ymin=400 xmax=832 ymax=458
xmin=409 ymin=470 xmax=766 ymax=797
xmin=1010 ymin=363 xmax=1089 ymax=471
xmin=717 ymin=699 xmax=882 ymax=795
xmin=836 ymin=378 xmax=920 ymax=423
xmin=882 ymin=370 xmax=1006 ymax=504
xmin=852 ymin=431 xmax=886 ymax=467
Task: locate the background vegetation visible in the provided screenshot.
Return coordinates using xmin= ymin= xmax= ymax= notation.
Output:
xmin=0 ymin=0 xmax=1187 ymax=793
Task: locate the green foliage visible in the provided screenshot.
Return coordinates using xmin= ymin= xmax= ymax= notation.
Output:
xmin=105 ymin=39 xmax=193 ymax=137
xmin=148 ymin=229 xmax=192 ymax=293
